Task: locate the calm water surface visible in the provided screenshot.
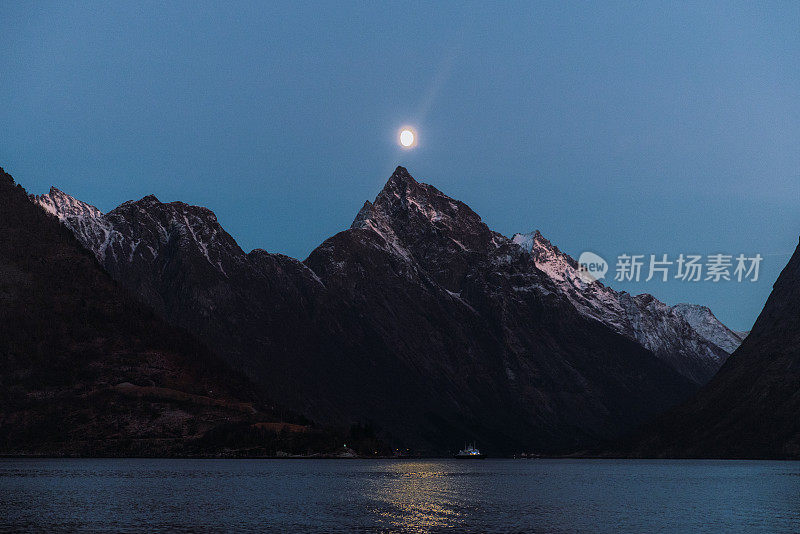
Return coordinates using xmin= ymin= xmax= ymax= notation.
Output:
xmin=0 ymin=458 xmax=798 ymax=533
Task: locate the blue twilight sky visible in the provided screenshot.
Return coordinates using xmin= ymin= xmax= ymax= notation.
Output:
xmin=1 ymin=2 xmax=798 ymax=331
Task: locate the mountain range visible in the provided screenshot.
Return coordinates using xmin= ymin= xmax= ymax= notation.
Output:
xmin=26 ymin=166 xmax=748 ymax=455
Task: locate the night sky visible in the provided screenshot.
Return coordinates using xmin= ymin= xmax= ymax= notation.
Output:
xmin=2 ymin=2 xmax=798 ymax=330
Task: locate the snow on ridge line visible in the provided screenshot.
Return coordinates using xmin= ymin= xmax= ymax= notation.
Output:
xmin=31 ymin=187 xmax=234 ymax=276
xmin=671 ymin=303 xmax=745 ymax=354
xmin=31 ymin=187 xmax=117 ymax=261
xmin=510 ymin=229 xmax=742 ymax=381
xmin=31 ymin=179 xmax=741 ymax=384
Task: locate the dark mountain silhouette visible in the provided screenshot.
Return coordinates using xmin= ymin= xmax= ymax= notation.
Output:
xmin=619 ymin=237 xmax=800 ymax=459
xmin=0 ymin=167 xmax=344 ymax=457
xmin=28 ymin=166 xmax=719 ymax=455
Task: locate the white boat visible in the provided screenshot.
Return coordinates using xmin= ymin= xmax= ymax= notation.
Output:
xmin=454 ymin=444 xmax=485 ymax=459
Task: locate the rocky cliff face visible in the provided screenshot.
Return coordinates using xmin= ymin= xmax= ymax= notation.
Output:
xmin=623 ymin=237 xmax=800 ymax=459
xmin=30 ymin=166 xmax=741 ymax=454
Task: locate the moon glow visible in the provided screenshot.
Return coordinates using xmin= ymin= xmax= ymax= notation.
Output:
xmin=399 ymin=128 xmax=416 ymax=148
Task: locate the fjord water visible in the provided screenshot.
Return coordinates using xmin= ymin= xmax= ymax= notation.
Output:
xmin=1 ymin=459 xmax=798 ymax=533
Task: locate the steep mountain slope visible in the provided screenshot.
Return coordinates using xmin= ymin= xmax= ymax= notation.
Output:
xmin=622 ymin=237 xmax=800 ymax=459
xmin=32 ymin=166 xmax=702 ymax=454
xmin=512 ymin=231 xmax=742 ymax=383
xmin=304 ymin=167 xmax=698 ymax=453
xmin=0 ymin=168 xmax=293 ymax=457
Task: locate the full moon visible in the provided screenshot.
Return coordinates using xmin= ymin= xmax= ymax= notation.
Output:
xmin=399 ymin=128 xmax=415 ymax=148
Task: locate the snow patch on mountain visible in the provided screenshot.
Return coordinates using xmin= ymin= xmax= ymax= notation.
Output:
xmin=512 ymin=230 xmax=741 ymax=383
xmin=32 ymin=188 xmax=242 ymax=277
xmin=672 ymin=303 xmax=745 ymax=354
xmin=31 ymin=187 xmax=119 ymax=260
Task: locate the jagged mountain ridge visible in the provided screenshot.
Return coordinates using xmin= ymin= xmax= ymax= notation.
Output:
xmin=511 ymin=231 xmax=742 ymax=383
xmin=35 ymin=175 xmax=740 ymax=386
xmin=33 ymin=187 xmax=336 ymax=393
xmin=31 ymin=166 xmax=722 ymax=454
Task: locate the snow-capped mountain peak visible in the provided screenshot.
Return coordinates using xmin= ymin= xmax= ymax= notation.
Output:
xmin=32 ymin=189 xmax=242 ymax=276
xmin=34 ymin=186 xmax=104 ymax=220
xmin=671 ymin=303 xmax=745 ymax=353
xmin=31 ymin=187 xmax=116 ymax=260
xmin=354 ymin=166 xmax=506 ymax=256
xmin=510 ymin=229 xmax=542 ymax=253
xmin=512 ymin=231 xmax=585 ymax=286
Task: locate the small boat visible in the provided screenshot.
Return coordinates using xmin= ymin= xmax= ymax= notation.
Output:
xmin=454 ymin=443 xmax=485 ymax=459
